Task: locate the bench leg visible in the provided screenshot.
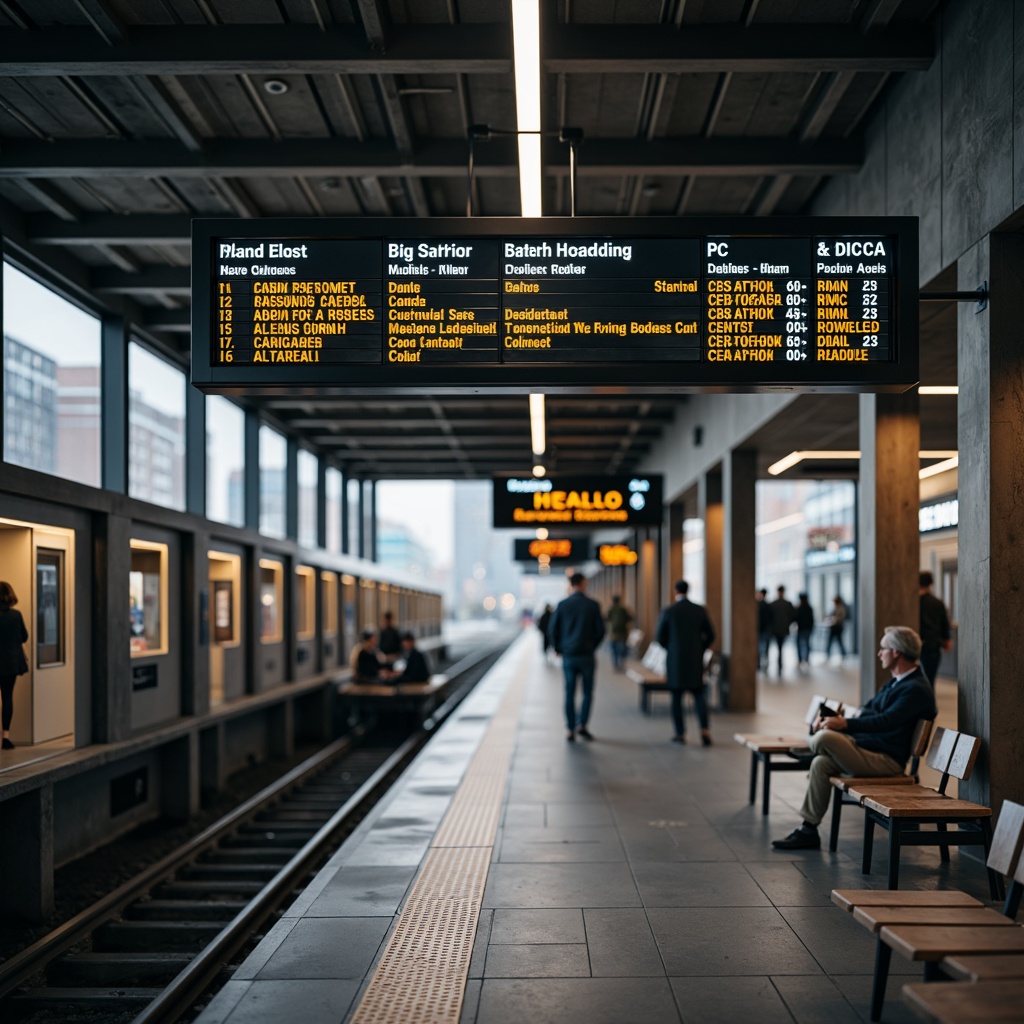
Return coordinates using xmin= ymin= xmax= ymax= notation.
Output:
xmin=937 ymin=820 xmax=950 ymax=863
xmin=887 ymin=820 xmax=902 ymax=890
xmin=869 ymin=937 xmax=892 ymax=1022
xmin=863 ymin=812 xmax=875 ymax=875
xmin=981 ymin=818 xmax=1004 ymax=901
xmin=828 ymin=787 xmax=843 ymax=852
xmin=762 ymin=755 xmax=772 ymax=815
xmin=748 ymin=752 xmax=758 ymax=806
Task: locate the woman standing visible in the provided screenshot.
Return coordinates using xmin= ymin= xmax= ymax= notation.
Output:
xmin=0 ymin=581 xmax=29 ymax=750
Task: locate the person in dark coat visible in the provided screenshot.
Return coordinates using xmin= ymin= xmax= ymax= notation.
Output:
xmin=349 ymin=629 xmax=395 ymax=683
xmin=656 ymin=580 xmax=716 ymax=746
xmin=537 ymin=604 xmax=554 ymax=661
xmin=0 ymin=580 xmax=29 ymax=750
xmin=756 ymin=587 xmax=771 ymax=671
xmin=767 ymin=585 xmax=796 ymax=674
xmin=394 ymin=631 xmax=430 ymax=684
xmin=378 ymin=611 xmax=402 ymax=663
xmin=794 ymin=592 xmax=815 ymax=669
xmin=918 ymin=570 xmax=952 ymax=686
xmin=548 ymin=573 xmax=606 ymax=742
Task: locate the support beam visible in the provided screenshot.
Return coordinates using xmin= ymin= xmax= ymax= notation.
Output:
xmin=723 ymin=449 xmax=757 ymax=711
xmin=94 ymin=265 xmax=191 ymax=294
xmin=699 ymin=470 xmax=724 ymax=651
xmin=0 ymin=24 xmax=932 ymax=77
xmin=0 ymin=136 xmax=863 ymax=179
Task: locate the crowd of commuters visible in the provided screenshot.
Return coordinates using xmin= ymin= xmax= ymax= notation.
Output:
xmin=348 ymin=611 xmax=430 ymax=685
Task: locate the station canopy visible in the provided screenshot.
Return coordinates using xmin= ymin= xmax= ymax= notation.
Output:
xmin=0 ymin=0 xmax=954 ymax=480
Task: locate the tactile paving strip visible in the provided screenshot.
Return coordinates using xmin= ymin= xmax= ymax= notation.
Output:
xmin=349 ymin=647 xmax=529 ymax=1023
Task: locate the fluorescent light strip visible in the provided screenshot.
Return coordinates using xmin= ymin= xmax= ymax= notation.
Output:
xmin=919 ymin=386 xmax=959 ymax=395
xmin=511 ymin=0 xmax=542 ymax=216
xmin=919 ymin=455 xmax=959 ymax=480
xmin=529 ymin=392 xmax=545 ymax=455
xmin=756 ymin=512 xmax=805 ymax=536
xmin=768 ymin=450 xmax=959 ymax=475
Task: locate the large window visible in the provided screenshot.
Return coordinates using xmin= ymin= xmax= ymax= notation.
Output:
xmin=297 ymin=448 xmax=318 ymax=549
xmin=129 ymin=342 xmax=186 ymax=510
xmin=3 ymin=262 xmax=102 ymax=487
xmin=259 ymin=425 xmax=287 ymax=538
xmin=206 ymin=396 xmax=245 ymax=526
xmin=326 ymin=466 xmax=343 ymax=553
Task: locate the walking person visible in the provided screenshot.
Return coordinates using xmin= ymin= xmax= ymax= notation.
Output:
xmin=918 ymin=570 xmax=952 ymax=686
xmin=795 ymin=592 xmax=814 ymax=670
xmin=826 ymin=595 xmax=848 ymax=661
xmin=0 ymin=581 xmax=29 ymax=751
xmin=756 ymin=587 xmax=771 ymax=671
xmin=605 ymin=594 xmax=634 ymax=671
xmin=656 ymin=580 xmax=716 ymax=746
xmin=536 ymin=604 xmax=554 ymax=662
xmin=768 ymin=585 xmax=795 ymax=674
xmin=548 ymin=573 xmax=606 ymax=742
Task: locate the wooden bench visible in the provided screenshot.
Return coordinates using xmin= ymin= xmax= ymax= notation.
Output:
xmin=338 ymin=673 xmax=450 ymax=719
xmin=626 ymin=640 xmax=668 ymax=713
xmin=734 ymin=694 xmax=844 ymax=815
xmin=902 ymin=978 xmax=1024 ymax=1022
xmin=829 ymin=799 xmax=1024 ymax=1021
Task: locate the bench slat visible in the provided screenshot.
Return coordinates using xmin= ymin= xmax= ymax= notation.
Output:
xmin=852 ymin=906 xmax=1011 ymax=932
xmin=831 ymin=889 xmax=983 ymax=912
xmin=941 ymin=953 xmax=1024 ymax=981
xmin=863 ymin=796 xmax=993 ymax=818
xmin=880 ymin=925 xmax=1024 ymax=962
xmin=902 ymin=980 xmax=1024 ymax=1023
xmin=831 ymin=775 xmax=916 ymax=791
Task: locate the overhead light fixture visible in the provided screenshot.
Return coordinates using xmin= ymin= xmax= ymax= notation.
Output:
xmin=536 ymin=528 xmax=549 ymax=540
xmin=919 ymin=455 xmax=959 ymax=480
xmin=529 ymin=392 xmax=546 ymax=456
xmin=532 ymin=464 xmax=546 ymax=478
xmin=756 ymin=513 xmax=806 ymax=536
xmin=263 ymin=79 xmax=289 ymax=95
xmin=768 ymin=450 xmax=959 ymax=476
xmin=919 ymin=385 xmax=959 ymax=395
xmin=511 ymin=0 xmax=542 ymax=216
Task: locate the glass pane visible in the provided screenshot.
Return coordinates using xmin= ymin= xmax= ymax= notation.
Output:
xmin=325 ymin=467 xmax=342 ymax=553
xmin=129 ymin=342 xmax=186 ymax=510
xmin=297 ymin=448 xmax=318 ymax=548
xmin=206 ymin=396 xmax=245 ymax=526
xmin=36 ymin=549 xmax=64 ymax=666
xmin=347 ymin=477 xmax=360 ymax=554
xmin=3 ymin=262 xmax=102 ymax=487
xmin=259 ymin=425 xmax=287 ymax=538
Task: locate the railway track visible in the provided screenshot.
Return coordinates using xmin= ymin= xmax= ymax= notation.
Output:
xmin=0 ymin=641 xmax=510 ymax=1024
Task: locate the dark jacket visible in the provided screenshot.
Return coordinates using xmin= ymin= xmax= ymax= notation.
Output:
xmin=0 ymin=608 xmax=29 ymax=676
xmin=395 ymin=647 xmax=430 ymax=684
xmin=549 ymin=591 xmax=605 ymax=657
xmin=919 ymin=593 xmax=951 ymax=650
xmin=656 ymin=598 xmax=715 ymax=692
xmin=352 ymin=646 xmax=382 ymax=682
xmin=769 ymin=598 xmax=795 ymax=637
xmin=757 ymin=599 xmax=772 ymax=634
xmin=795 ymin=602 xmax=814 ymax=631
xmin=845 ymin=666 xmax=937 ymax=764
xmin=378 ymin=625 xmax=402 ymax=657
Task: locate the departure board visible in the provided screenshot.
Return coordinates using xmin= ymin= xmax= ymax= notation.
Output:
xmin=192 ymin=217 xmax=917 ymax=394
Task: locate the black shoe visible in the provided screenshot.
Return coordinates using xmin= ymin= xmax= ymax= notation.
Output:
xmin=701 ymin=731 xmax=713 ymax=747
xmin=566 ymin=730 xmax=576 ymax=742
xmin=787 ymin=747 xmax=814 ymax=765
xmin=577 ymin=727 xmax=594 ymax=741
xmin=771 ymin=827 xmax=821 ymax=850
xmin=1 ymin=738 xmax=13 ymax=750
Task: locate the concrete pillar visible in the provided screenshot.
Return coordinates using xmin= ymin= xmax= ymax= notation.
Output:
xmin=723 ymin=450 xmax=757 ymax=710
xmin=957 ymin=234 xmax=1024 ymax=813
xmin=857 ymin=392 xmax=920 ymax=702
xmin=0 ymin=785 xmax=54 ymax=922
xmin=100 ymin=315 xmax=128 ymax=493
xmin=637 ymin=532 xmax=660 ymax=646
xmin=667 ymin=501 xmax=684 ymax=585
xmin=700 ymin=470 xmax=724 ymax=648
xmin=182 ymin=527 xmax=210 ymax=717
xmin=93 ymin=512 xmax=132 ymax=743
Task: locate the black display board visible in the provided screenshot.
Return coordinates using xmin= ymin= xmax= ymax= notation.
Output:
xmin=494 ymin=475 xmax=663 ymax=528
xmin=191 ymin=216 xmax=917 ymax=395
xmin=513 ymin=537 xmax=593 ymax=562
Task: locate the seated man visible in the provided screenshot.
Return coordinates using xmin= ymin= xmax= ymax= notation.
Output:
xmin=393 ymin=631 xmax=430 ymax=684
xmin=772 ymin=624 xmax=937 ymax=851
xmin=349 ymin=629 xmax=395 ymax=683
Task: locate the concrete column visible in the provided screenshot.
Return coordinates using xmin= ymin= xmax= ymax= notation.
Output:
xmin=638 ymin=532 xmax=660 ymax=646
xmin=182 ymin=527 xmax=210 ymax=717
xmin=723 ymin=450 xmax=757 ymax=710
xmin=100 ymin=316 xmax=128 ymax=493
xmin=0 ymin=785 xmax=54 ymax=922
xmin=857 ymin=392 xmax=920 ymax=702
xmin=341 ymin=469 xmax=350 ymax=554
xmin=957 ymin=234 xmax=1024 ymax=813
xmin=185 ymin=383 xmax=206 ymax=516
xmin=700 ymin=470 xmax=724 ymax=647
xmin=93 ymin=512 xmax=132 ymax=743
xmin=667 ymin=501 xmax=684 ymax=585
xmin=243 ymin=411 xmax=260 ymax=531
xmin=317 ymin=459 xmax=328 ymax=550
xmin=285 ymin=437 xmax=299 ymax=542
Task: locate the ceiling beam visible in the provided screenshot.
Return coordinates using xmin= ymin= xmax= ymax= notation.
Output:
xmin=0 ymin=24 xmax=932 ymax=77
xmin=93 ymin=265 xmax=191 ymax=294
xmin=0 ymin=136 xmax=862 ymax=179
xmin=28 ymin=212 xmax=197 ymax=245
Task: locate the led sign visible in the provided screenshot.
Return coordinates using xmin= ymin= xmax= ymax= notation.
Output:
xmin=494 ymin=475 xmax=663 ymax=528
xmin=919 ymin=495 xmax=958 ymax=533
xmin=599 ymin=544 xmax=638 ymax=567
xmin=190 ymin=216 xmax=918 ymax=395
xmin=512 ymin=538 xmax=591 ymax=562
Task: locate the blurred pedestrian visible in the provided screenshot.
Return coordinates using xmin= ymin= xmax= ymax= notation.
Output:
xmin=795 ymin=592 xmax=814 ymax=669
xmin=768 ymin=585 xmax=795 ymax=674
xmin=919 ymin=570 xmax=952 ymax=686
xmin=537 ymin=604 xmax=554 ymax=661
xmin=0 ymin=581 xmax=29 ymax=751
xmin=378 ymin=610 xmax=401 ymax=663
xmin=605 ymin=594 xmax=634 ymax=671
xmin=657 ymin=580 xmax=716 ymax=745
xmin=393 ymin=631 xmax=430 ymax=684
xmin=549 ymin=573 xmax=606 ymax=742
xmin=826 ymin=595 xmax=848 ymax=660
xmin=756 ymin=587 xmax=771 ymax=671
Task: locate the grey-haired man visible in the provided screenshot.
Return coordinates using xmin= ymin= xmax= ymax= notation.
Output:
xmin=772 ymin=625 xmax=937 ymax=850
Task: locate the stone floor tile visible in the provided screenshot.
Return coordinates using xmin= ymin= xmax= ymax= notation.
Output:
xmin=469 ymin=910 xmax=493 ymax=980
xmin=778 ymin=907 xmax=918 ymax=976
xmin=544 ymin=801 xmax=616 ymax=827
xmin=585 ymin=908 xmax=665 ymax=977
xmin=491 ymin=908 xmax=585 ymax=944
xmin=223 ymin=980 xmax=359 ymax=1024
xmin=476 ymin=977 xmax=681 ymax=1024
xmin=484 ymin=943 xmax=590 ymax=977
xmin=501 ymin=802 xmax=545 ymax=828
xmin=669 ymin=976 xmax=793 ymax=1024
xmin=497 ymin=825 xmax=626 ymax=863
xmin=303 ymin=865 xmax=416 ymax=917
xmin=647 ymin=907 xmax=822 ymax=975
xmin=633 ymin=860 xmax=773 ymax=907
xmin=829 ymin=975 xmax=924 ymax=1024
xmin=482 ymin=861 xmax=642 ymax=908
xmin=771 ymin=975 xmax=864 ymax=1024
xmin=460 ymin=979 xmax=482 ymax=1024
xmin=744 ymin=861 xmax=848 ymax=907
xmin=256 ymin=918 xmax=390 ymax=979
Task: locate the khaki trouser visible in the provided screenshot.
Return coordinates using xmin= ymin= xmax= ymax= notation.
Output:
xmin=799 ymin=729 xmax=903 ymax=825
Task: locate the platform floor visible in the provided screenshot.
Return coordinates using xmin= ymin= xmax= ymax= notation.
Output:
xmin=197 ymin=632 xmax=987 ymax=1024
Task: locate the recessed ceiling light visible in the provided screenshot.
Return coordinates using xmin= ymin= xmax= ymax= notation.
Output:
xmin=263 ymin=79 xmax=289 ymax=95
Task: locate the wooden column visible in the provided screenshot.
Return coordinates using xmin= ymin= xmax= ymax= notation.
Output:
xmin=700 ymin=470 xmax=724 ymax=648
xmin=723 ymin=450 xmax=757 ymax=710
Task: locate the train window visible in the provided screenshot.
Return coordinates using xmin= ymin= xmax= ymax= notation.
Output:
xmin=321 ymin=571 xmax=338 ymax=637
xmin=259 ymin=426 xmax=287 ymax=539
xmin=206 ymin=397 xmax=245 ymax=527
xmin=129 ymin=540 xmax=168 ymax=656
xmin=297 ymin=450 xmax=318 ymax=549
xmin=359 ymin=577 xmax=377 ymax=632
xmin=36 ymin=548 xmax=65 ymax=666
xmin=259 ymin=558 xmax=284 ymax=643
xmin=296 ymin=565 xmax=316 ymax=639
xmin=325 ymin=468 xmax=343 ymax=553
xmin=342 ymin=574 xmax=356 ymax=646
xmin=209 ymin=551 xmax=241 ymax=645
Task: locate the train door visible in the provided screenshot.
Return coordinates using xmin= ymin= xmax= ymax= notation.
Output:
xmin=0 ymin=519 xmax=75 ymax=745
xmin=208 ymin=551 xmax=242 ymax=706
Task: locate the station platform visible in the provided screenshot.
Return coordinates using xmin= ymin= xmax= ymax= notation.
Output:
xmin=196 ymin=631 xmax=983 ymax=1024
